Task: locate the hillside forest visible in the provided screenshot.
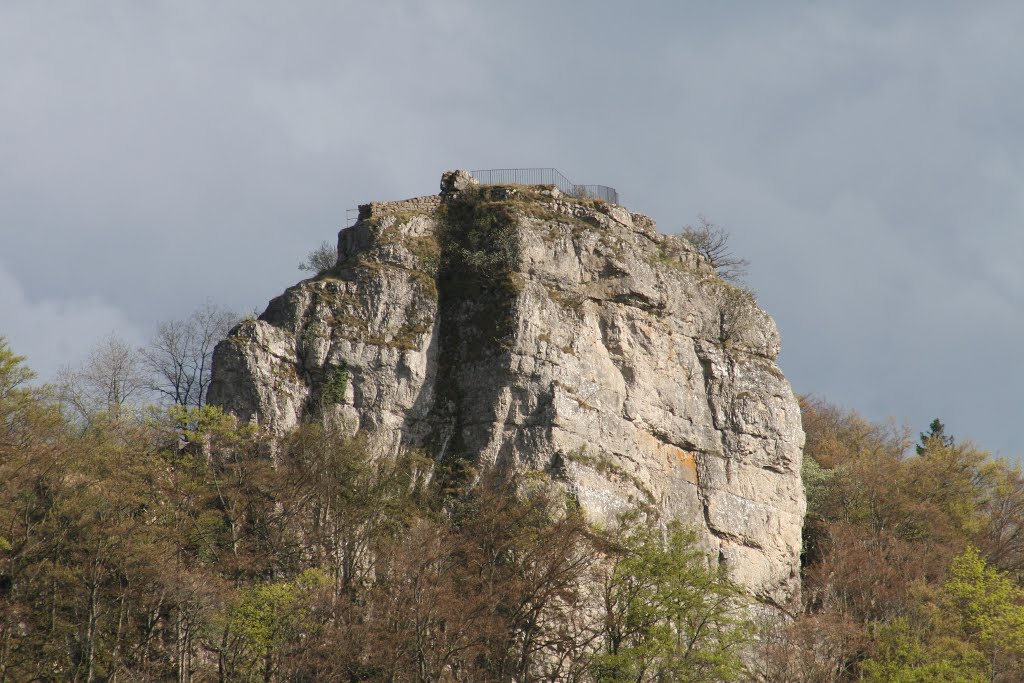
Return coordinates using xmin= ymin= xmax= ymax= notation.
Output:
xmin=3 ymin=307 xmax=1024 ymax=682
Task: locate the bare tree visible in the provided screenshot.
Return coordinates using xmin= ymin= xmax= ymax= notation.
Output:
xmin=140 ymin=302 xmax=238 ymax=409
xmin=58 ymin=333 xmax=148 ymax=420
xmin=681 ymin=215 xmax=749 ymax=282
xmin=298 ymin=241 xmax=337 ymax=274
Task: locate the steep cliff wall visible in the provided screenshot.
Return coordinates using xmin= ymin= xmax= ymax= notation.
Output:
xmin=208 ymin=171 xmax=806 ymax=604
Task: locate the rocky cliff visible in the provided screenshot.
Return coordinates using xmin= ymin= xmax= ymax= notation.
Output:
xmin=208 ymin=171 xmax=806 ymax=605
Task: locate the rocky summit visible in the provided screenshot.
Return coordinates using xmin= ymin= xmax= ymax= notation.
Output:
xmin=207 ymin=170 xmax=806 ymax=605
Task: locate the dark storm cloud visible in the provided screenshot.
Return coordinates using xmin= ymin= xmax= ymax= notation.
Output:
xmin=3 ymin=1 xmax=1023 ymax=457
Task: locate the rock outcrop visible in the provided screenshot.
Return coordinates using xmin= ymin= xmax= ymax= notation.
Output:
xmin=208 ymin=170 xmax=806 ymax=604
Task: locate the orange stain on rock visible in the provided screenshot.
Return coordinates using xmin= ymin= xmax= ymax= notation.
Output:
xmin=673 ymin=448 xmax=698 ymax=484
xmin=639 ymin=431 xmax=698 ymax=484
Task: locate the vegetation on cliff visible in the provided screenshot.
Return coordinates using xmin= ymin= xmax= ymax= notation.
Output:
xmin=6 ymin=330 xmax=1024 ymax=681
xmin=0 ymin=338 xmax=751 ymax=682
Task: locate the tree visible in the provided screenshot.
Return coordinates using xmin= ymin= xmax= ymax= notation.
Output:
xmin=940 ymin=545 xmax=1024 ymax=679
xmin=593 ymin=522 xmax=751 ymax=683
xmin=973 ymin=460 xmax=1024 ymax=575
xmin=799 ymin=399 xmax=989 ymax=624
xmin=748 ymin=611 xmax=864 ymax=683
xmin=681 ymin=215 xmax=749 ymax=282
xmin=918 ymin=418 xmax=955 ymax=455
xmin=276 ymin=423 xmax=423 ymax=599
xmin=0 ymin=372 xmax=211 ymax=681
xmin=140 ymin=301 xmax=238 ymax=409
xmin=57 ymin=333 xmax=148 ymax=421
xmin=0 ymin=337 xmax=49 ymax=450
xmin=298 ymin=241 xmax=337 ymax=274
xmin=223 ymin=570 xmax=328 ymax=682
xmin=0 ymin=338 xmax=34 ymax=399
xmin=860 ymin=617 xmax=988 ymax=683
xmin=860 ymin=547 xmax=1024 ymax=682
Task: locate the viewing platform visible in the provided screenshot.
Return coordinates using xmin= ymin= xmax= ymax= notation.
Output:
xmin=469 ymin=168 xmax=619 ymax=204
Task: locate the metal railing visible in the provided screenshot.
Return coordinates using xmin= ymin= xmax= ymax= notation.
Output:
xmin=469 ymin=168 xmax=619 ymax=204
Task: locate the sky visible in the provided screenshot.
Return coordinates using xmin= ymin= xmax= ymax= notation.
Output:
xmin=3 ymin=1 xmax=1024 ymax=458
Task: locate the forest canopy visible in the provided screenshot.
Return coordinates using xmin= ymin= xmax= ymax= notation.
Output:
xmin=4 ymin=335 xmax=1024 ymax=682
xmin=0 ymin=337 xmax=750 ymax=682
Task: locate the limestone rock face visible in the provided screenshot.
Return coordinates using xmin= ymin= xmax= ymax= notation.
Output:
xmin=208 ymin=171 xmax=806 ymax=604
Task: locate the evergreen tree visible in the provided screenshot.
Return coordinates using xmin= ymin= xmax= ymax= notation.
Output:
xmin=918 ymin=418 xmax=955 ymax=455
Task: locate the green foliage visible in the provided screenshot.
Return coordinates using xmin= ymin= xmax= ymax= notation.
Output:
xmin=861 ymin=618 xmax=987 ymax=682
xmin=277 ymin=424 xmax=425 ymax=595
xmin=859 ymin=548 xmax=1024 ymax=682
xmin=0 ymin=336 xmax=56 ymax=449
xmin=321 ymin=361 xmax=349 ymax=405
xmin=165 ymin=402 xmax=235 ymax=436
xmin=801 ymin=452 xmax=839 ymax=518
xmin=0 ymin=336 xmax=34 ymax=393
xmin=941 ymin=546 xmax=1024 ymax=662
xmin=435 ymin=187 xmax=526 ymax=359
xmin=227 ymin=570 xmax=328 ymax=679
xmin=437 ymin=186 xmax=521 ymax=284
xmin=801 ymin=397 xmax=989 ymax=548
xmin=795 ymin=397 xmax=1024 ymax=681
xmin=918 ymin=417 xmax=955 ymax=455
xmin=593 ymin=522 xmax=751 ymax=683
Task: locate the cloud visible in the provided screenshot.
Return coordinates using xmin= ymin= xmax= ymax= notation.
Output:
xmin=3 ymin=1 xmax=1024 ymax=457
xmin=0 ymin=259 xmax=144 ymax=380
